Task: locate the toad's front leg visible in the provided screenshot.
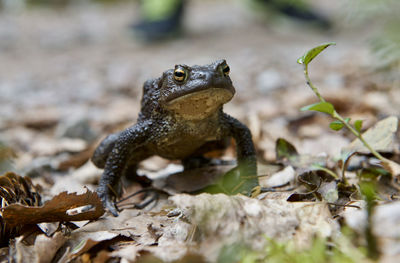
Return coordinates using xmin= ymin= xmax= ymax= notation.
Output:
xmin=97 ymin=120 xmax=153 ymax=216
xmin=220 ymin=113 xmax=258 ymax=195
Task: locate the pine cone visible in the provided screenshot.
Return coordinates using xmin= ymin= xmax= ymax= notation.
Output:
xmin=0 ymin=172 xmax=41 ymax=247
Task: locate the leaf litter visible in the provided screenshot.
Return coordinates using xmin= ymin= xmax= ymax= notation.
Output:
xmin=1 ymin=2 xmax=400 ymax=262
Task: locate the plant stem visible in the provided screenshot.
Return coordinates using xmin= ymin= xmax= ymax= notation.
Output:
xmin=303 ymin=65 xmax=387 ymax=163
xmin=304 ymin=66 xmax=326 ymax=103
xmin=332 ymin=111 xmax=386 ymax=162
xmin=312 ymin=164 xmax=339 ymax=179
xmin=361 ymin=182 xmax=380 ymax=260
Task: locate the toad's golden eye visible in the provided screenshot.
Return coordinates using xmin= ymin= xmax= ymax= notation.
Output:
xmin=173 ymin=67 xmax=187 ymax=82
xmin=221 ymin=64 xmax=230 ymax=76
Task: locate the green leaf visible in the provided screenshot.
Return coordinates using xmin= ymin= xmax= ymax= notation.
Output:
xmin=344 ymin=117 xmax=351 ymax=123
xmin=301 ymin=102 xmax=335 ymax=115
xmin=354 ymin=120 xmax=363 ymax=133
xmin=276 ymin=138 xmax=298 ymax=161
xmin=297 ymin=42 xmax=336 ymax=66
xmin=329 ymin=120 xmax=344 ymax=131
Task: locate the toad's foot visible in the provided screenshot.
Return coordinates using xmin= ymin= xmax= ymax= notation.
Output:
xmin=97 ymin=187 xmax=119 ymax=217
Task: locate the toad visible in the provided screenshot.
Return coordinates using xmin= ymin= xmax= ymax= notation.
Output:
xmin=92 ymin=60 xmax=258 ymax=216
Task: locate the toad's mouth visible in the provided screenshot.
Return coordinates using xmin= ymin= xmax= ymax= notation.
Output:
xmin=164 ymin=88 xmax=234 ymax=120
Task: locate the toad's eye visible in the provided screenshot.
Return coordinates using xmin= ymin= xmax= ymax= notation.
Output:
xmin=221 ymin=64 xmax=230 ymax=76
xmin=173 ymin=67 xmax=187 ymax=82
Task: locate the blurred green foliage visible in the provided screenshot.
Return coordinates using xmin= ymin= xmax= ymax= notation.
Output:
xmin=19 ymin=0 xmax=129 ymax=7
xmin=359 ymin=182 xmax=380 ymax=260
xmin=218 ymin=235 xmax=368 ymax=263
xmin=346 ymin=0 xmax=400 ymax=71
xmin=0 ymin=0 xmax=131 ymax=10
xmin=27 ymin=0 xmax=129 ymax=3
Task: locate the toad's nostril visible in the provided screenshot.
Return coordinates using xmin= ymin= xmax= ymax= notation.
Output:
xmin=199 ymin=73 xmax=207 ymax=79
xmin=196 ymin=72 xmax=208 ymax=80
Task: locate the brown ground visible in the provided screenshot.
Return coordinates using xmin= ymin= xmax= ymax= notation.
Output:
xmin=0 ymin=1 xmax=399 ymax=262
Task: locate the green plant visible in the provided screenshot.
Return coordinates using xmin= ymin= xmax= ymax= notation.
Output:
xmin=297 ymin=42 xmax=386 ymax=163
xmin=296 ymin=43 xmax=398 ymax=261
xmin=221 ymin=236 xmax=368 ymax=263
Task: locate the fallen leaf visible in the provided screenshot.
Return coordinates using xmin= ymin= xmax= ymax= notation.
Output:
xmin=276 ymin=138 xmax=298 ymax=161
xmin=381 ymin=159 xmax=400 ymax=189
xmin=288 ymin=171 xmax=338 ymax=203
xmin=342 ymin=116 xmax=398 ymax=155
xmin=318 ymin=180 xmax=339 ymax=203
xmin=16 ymin=232 xmax=65 ymax=263
xmin=30 ymin=137 xmax=87 ymax=156
xmin=69 ymin=209 xmax=168 ymax=247
xmin=37 ymin=222 xmax=60 ymax=236
xmin=2 ymin=190 xmax=104 ymax=227
xmin=275 ymin=138 xmax=327 ymax=171
xmin=90 ymin=250 xmax=112 ymax=263
xmin=260 ymin=165 xmax=296 ymax=188
xmin=57 ymin=147 xmax=94 ymax=171
xmin=164 ymin=165 xmax=233 ymax=194
xmin=381 ymin=159 xmax=400 ymax=178
xmin=66 ymin=208 xmax=191 ymax=262
xmin=70 ymin=231 xmax=119 ymax=258
xmin=34 ymin=232 xmax=66 ymax=263
xmin=170 ymin=193 xmax=338 ymax=260
xmin=137 ymin=252 xmax=207 ymax=263
xmin=287 ymin=192 xmax=316 ymax=202
xmin=19 ymin=108 xmax=60 ymax=130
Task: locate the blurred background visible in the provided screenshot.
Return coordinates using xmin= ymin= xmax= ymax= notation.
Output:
xmin=1 ymin=2 xmax=400 ymax=261
xmin=0 ymin=0 xmax=399 ymax=176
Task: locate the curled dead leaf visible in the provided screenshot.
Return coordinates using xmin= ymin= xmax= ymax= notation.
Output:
xmin=288 ymin=171 xmax=339 ymax=203
xmin=2 ymin=190 xmax=104 ymax=227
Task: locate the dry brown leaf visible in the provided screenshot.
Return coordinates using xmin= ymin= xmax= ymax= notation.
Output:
xmin=68 ymin=209 xmax=161 ymax=248
xmin=66 ymin=208 xmax=192 ymax=262
xmin=91 ymin=250 xmax=112 ymax=263
xmin=34 ymin=232 xmax=66 ymax=263
xmin=37 ymin=222 xmax=60 ymax=236
xmin=170 ymin=193 xmax=337 ymax=261
xmin=260 ymin=165 xmax=295 ymax=188
xmin=343 ymin=116 xmax=398 ymax=154
xmin=382 ymin=159 xmax=400 ymax=177
xmin=381 ymin=159 xmax=400 ymax=189
xmin=16 ymin=232 xmax=65 ymax=263
xmin=69 ymin=232 xmax=118 ymax=258
xmin=57 ymin=147 xmax=94 ymax=171
xmin=20 ymin=108 xmax=60 ymax=130
xmin=164 ymin=165 xmax=233 ymax=193
xmin=110 ymin=245 xmax=144 ymax=262
xmin=2 ymin=190 xmax=104 ymax=227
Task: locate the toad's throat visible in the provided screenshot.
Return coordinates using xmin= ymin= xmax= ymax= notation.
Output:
xmin=165 ymin=88 xmax=234 ymax=120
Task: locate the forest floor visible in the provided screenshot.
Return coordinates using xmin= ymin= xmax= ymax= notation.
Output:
xmin=0 ymin=1 xmax=399 ymax=262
